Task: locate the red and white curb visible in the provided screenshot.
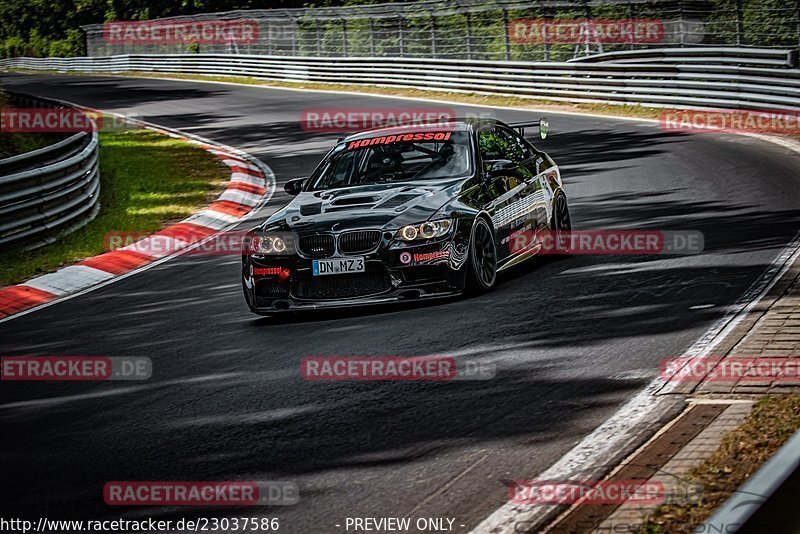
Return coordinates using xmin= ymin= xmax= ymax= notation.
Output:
xmin=0 ymin=113 xmax=274 ymax=322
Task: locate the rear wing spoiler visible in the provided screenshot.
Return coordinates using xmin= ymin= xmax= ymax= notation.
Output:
xmin=508 ymin=118 xmax=549 ymax=140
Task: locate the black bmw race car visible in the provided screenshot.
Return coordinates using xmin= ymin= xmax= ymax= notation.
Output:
xmin=242 ymin=117 xmax=570 ymax=315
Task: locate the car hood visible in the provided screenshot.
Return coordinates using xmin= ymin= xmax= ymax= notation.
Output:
xmin=266 ymin=180 xmax=464 ymax=233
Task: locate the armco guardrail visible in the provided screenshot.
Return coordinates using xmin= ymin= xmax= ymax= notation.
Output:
xmin=702 ymin=425 xmax=800 ymax=533
xmin=0 ymin=98 xmax=100 ymax=248
xmin=569 ymin=46 xmax=799 ymax=68
xmin=2 ymin=50 xmax=799 ymax=111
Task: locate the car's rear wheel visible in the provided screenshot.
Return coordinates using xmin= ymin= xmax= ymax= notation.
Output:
xmin=465 ymin=217 xmax=497 ymax=294
xmin=552 ymin=193 xmax=572 ymax=254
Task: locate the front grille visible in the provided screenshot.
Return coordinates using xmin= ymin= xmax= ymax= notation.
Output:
xmin=339 ymin=230 xmax=381 ymax=254
xmin=298 ymin=234 xmax=335 ymax=258
xmin=293 ymin=273 xmax=391 ymax=300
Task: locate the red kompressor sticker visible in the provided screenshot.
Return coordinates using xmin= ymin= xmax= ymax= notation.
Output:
xmin=413 ymin=250 xmax=450 ymax=262
xmin=346 ymin=131 xmax=452 ymax=150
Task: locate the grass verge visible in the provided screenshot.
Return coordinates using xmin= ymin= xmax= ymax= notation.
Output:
xmin=0 ymin=120 xmax=229 ymax=287
xmin=636 ymin=395 xmax=800 ymax=533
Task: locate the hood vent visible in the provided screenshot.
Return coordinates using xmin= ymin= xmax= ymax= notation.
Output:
xmin=374 ymin=194 xmax=418 ymax=210
xmin=331 ymin=196 xmax=379 ymax=206
xmin=300 ymin=203 xmax=322 ymax=216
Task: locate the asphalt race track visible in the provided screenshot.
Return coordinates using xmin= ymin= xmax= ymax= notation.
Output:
xmin=2 ymin=73 xmax=800 ymax=532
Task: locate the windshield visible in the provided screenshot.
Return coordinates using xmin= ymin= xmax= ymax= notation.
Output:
xmin=307 ymin=130 xmax=472 ymax=191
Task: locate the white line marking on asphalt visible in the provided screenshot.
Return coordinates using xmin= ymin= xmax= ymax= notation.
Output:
xmin=471 ymin=231 xmax=800 ymax=533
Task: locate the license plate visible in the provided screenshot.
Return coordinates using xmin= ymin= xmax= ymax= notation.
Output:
xmin=312 ymin=257 xmax=365 ymax=276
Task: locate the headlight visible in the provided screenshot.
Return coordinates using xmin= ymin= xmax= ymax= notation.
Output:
xmin=395 ymin=219 xmax=454 ymax=242
xmin=251 ymin=234 xmax=289 ymax=255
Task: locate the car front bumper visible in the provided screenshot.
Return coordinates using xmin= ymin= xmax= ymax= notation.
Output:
xmin=242 ymin=237 xmax=468 ymax=314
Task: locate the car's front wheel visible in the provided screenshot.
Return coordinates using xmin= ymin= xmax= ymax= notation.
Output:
xmin=465 ymin=217 xmax=497 ymax=294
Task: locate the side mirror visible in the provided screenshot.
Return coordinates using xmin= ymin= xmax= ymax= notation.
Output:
xmin=487 ymin=159 xmax=517 ymax=178
xmin=284 ymin=178 xmax=306 ymax=196
xmin=539 ymin=118 xmax=549 ymax=140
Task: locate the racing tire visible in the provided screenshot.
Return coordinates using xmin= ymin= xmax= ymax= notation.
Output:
xmin=465 ymin=217 xmax=498 ymax=294
xmin=243 ymin=280 xmax=257 ymax=312
xmin=551 ymin=193 xmax=572 ymax=255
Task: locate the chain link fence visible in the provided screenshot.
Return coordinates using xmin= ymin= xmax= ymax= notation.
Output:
xmin=81 ymin=0 xmax=800 ymax=62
